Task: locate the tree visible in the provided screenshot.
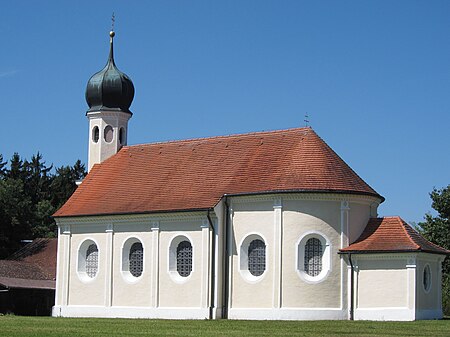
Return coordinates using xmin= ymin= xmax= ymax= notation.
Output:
xmin=50 ymin=160 xmax=86 ymax=209
xmin=0 ymin=178 xmax=33 ymax=257
xmin=0 ymin=153 xmax=86 ymax=258
xmin=419 ymin=185 xmax=450 ymax=315
xmin=0 ymin=155 xmax=6 ymax=178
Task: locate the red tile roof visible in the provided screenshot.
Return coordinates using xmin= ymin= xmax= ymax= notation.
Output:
xmin=0 ymin=260 xmax=53 ymax=281
xmin=54 ymin=127 xmax=382 ymax=217
xmin=341 ymin=216 xmax=450 ymax=255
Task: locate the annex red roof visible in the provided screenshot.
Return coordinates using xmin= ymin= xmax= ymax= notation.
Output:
xmin=0 ymin=239 xmax=57 ymax=290
xmin=341 ymin=216 xmax=450 ymax=255
xmin=55 ymin=127 xmax=382 ymax=218
xmin=7 ymin=238 xmax=57 ymax=279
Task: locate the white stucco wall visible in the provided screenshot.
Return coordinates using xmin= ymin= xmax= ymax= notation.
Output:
xmin=356 ymin=259 xmax=409 ymax=308
xmin=352 ymin=254 xmax=416 ymax=321
xmin=53 ymin=192 xmax=382 ymax=320
xmin=347 ymin=202 xmax=373 ymax=245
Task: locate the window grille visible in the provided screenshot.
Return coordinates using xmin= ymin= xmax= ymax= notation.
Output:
xmin=177 ymin=241 xmax=192 ymax=277
xmin=304 ymin=238 xmax=322 ymax=277
xmin=129 ymin=242 xmax=143 ymax=277
xmin=248 ymin=239 xmax=265 ymax=277
xmin=86 ymin=244 xmax=98 ymax=278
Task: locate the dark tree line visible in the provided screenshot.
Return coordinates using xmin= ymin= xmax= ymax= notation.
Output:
xmin=419 ymin=185 xmax=450 ymax=315
xmin=0 ymin=153 xmax=86 ymax=258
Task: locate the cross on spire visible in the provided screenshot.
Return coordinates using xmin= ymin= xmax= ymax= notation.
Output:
xmin=111 ymin=12 xmax=115 ymax=32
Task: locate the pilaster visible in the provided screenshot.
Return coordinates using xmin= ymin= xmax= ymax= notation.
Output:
xmin=340 ymin=200 xmax=350 ymax=311
xmin=201 ymin=219 xmax=210 ymax=309
xmin=227 ymin=205 xmax=234 ymax=310
xmin=151 ymin=221 xmax=160 ymax=308
xmin=104 ymin=224 xmax=114 ymax=307
xmin=273 ymin=198 xmax=282 ymax=309
xmin=406 ymin=257 xmax=417 ymax=317
xmin=59 ymin=225 xmax=71 ymax=306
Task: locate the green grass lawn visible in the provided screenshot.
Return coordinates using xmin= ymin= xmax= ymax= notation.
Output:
xmin=0 ymin=316 xmax=448 ymax=337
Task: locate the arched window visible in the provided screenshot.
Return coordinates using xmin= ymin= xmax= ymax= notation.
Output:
xmin=121 ymin=238 xmax=145 ymax=281
xmin=239 ymin=234 xmax=267 ymax=281
xmin=177 ymin=241 xmax=192 ymax=277
xmin=297 ymin=233 xmax=331 ymax=283
xmin=85 ymin=244 xmax=99 ymax=278
xmin=129 ymin=242 xmax=143 ymax=277
xmin=248 ymin=239 xmax=266 ymax=277
xmin=304 ymin=238 xmax=323 ymax=277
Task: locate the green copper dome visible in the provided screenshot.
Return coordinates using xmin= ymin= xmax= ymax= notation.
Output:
xmin=85 ymin=31 xmax=134 ymax=114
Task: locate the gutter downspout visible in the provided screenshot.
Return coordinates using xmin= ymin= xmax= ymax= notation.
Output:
xmin=206 ymin=209 xmax=216 ymax=319
xmin=223 ymin=197 xmax=230 ymax=319
xmin=349 ymin=253 xmax=354 ymax=320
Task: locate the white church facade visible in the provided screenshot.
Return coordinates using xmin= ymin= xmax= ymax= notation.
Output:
xmin=52 ymin=31 xmax=449 ymax=321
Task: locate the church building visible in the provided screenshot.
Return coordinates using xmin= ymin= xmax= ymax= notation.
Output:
xmin=52 ymin=31 xmax=449 ymax=321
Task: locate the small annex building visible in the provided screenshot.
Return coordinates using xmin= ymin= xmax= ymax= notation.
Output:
xmin=52 ymin=31 xmax=449 ymax=321
xmin=0 ymin=239 xmax=57 ymax=316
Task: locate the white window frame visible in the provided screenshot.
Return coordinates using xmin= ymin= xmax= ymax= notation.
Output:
xmin=296 ymin=231 xmax=331 ymax=284
xmin=168 ymin=235 xmax=194 ymax=283
xmin=77 ymin=238 xmax=99 ymax=283
xmin=121 ymin=237 xmax=144 ymax=283
xmin=239 ymin=233 xmax=267 ymax=283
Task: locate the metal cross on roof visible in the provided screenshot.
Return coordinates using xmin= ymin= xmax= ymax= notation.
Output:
xmin=304 ymin=113 xmax=310 ymax=127
xmin=111 ymin=12 xmax=115 ymax=32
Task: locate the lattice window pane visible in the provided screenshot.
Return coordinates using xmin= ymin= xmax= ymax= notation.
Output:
xmin=248 ymin=239 xmax=265 ymax=277
xmin=304 ymin=238 xmax=323 ymax=277
xmin=177 ymin=241 xmax=192 ymax=277
xmin=85 ymin=244 xmax=98 ymax=278
xmin=129 ymin=242 xmax=143 ymax=277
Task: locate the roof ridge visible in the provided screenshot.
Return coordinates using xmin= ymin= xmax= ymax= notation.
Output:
xmin=394 ymin=216 xmax=421 ymax=250
xmin=54 ymin=126 xmax=384 ymax=218
xmin=125 ymin=126 xmax=312 ymax=148
xmin=398 ymin=217 xmax=450 ymax=253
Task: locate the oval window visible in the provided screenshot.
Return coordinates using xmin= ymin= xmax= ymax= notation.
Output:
xmin=423 ymin=264 xmax=431 ymax=292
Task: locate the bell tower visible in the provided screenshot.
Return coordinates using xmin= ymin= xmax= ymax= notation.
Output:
xmin=85 ymin=30 xmax=135 ymax=172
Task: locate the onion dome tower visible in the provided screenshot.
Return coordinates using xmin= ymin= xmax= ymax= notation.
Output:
xmin=85 ymin=30 xmax=135 ymax=172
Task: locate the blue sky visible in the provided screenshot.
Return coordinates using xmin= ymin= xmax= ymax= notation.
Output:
xmin=1 ymin=1 xmax=449 ymax=224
